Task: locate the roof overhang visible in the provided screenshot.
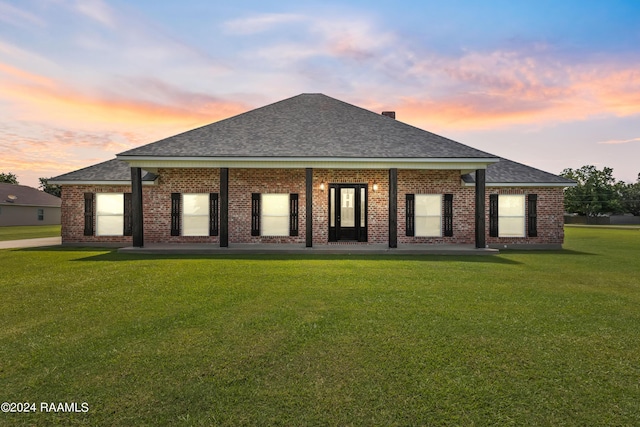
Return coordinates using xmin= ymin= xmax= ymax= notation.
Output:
xmin=47 ymin=179 xmax=158 ymax=186
xmin=115 ymin=156 xmax=500 ymax=170
xmin=462 ymin=181 xmax=577 ymax=188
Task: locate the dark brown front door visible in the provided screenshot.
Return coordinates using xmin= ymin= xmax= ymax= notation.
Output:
xmin=328 ymin=184 xmax=367 ymax=242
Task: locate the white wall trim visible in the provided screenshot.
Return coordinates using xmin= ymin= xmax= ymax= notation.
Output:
xmin=115 ymin=156 xmax=499 ymax=171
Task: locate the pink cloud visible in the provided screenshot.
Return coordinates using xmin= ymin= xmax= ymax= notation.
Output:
xmin=379 ymin=49 xmax=640 ymax=131
xmin=598 ymin=137 xmax=640 ymax=145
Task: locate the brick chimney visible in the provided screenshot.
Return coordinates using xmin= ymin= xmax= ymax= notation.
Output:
xmin=381 ymin=111 xmax=396 ymax=119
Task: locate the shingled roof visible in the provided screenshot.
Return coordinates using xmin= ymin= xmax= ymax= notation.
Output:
xmin=51 ymin=93 xmax=573 ymax=187
xmin=1 ymin=183 xmax=61 ymax=207
xmin=118 ymin=93 xmax=497 ymax=159
xmin=462 ymin=158 xmax=575 ymax=186
xmin=49 ymin=159 xmax=157 ymax=184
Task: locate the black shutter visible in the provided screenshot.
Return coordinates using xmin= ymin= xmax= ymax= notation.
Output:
xmin=405 ymin=194 xmax=415 ymax=237
xmin=289 ymin=193 xmax=299 ymax=236
xmin=170 ymin=193 xmax=180 ymax=236
xmin=123 ymin=193 xmax=132 ymax=236
xmin=209 ymin=193 xmax=219 ymax=236
xmin=444 ymin=194 xmax=453 ymax=237
xmin=527 ymin=194 xmax=538 ymax=237
xmin=83 ymin=193 xmax=94 ymax=236
xmin=251 ymin=193 xmax=260 ymax=236
xmin=489 ymin=194 xmax=499 ymax=237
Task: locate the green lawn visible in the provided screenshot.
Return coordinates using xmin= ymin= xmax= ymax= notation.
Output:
xmin=0 ymin=225 xmax=61 ymax=241
xmin=1 ymin=228 xmax=639 ymax=426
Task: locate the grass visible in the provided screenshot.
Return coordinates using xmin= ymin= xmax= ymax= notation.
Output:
xmin=1 ymin=228 xmax=639 ymax=426
xmin=0 ymin=225 xmax=61 ymax=241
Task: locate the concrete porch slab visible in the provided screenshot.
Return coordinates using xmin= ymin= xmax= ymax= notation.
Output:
xmin=118 ymin=243 xmax=499 ymax=256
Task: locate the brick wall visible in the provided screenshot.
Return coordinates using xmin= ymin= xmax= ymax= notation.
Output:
xmin=229 ymin=169 xmax=306 ymax=244
xmin=398 ymin=170 xmax=476 ymax=244
xmin=61 ymin=168 xmax=221 ymax=244
xmin=485 ymin=187 xmax=565 ymax=245
xmin=312 ymin=169 xmax=389 ymax=244
xmin=61 ymin=184 xmax=134 ymax=244
xmin=60 ymin=168 xmax=566 ymax=246
xmin=146 ymin=168 xmax=220 ymax=243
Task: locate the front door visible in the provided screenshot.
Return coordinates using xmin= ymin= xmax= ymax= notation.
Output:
xmin=329 ymin=184 xmax=367 ymax=242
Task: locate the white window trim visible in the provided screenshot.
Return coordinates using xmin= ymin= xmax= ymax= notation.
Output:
xmin=415 ymin=194 xmax=442 ymax=237
xmin=261 ymin=193 xmax=289 ymax=237
xmin=498 ymin=194 xmax=526 ymax=237
xmin=96 ymin=193 xmax=124 ymax=236
xmin=182 ymin=193 xmax=209 ymax=236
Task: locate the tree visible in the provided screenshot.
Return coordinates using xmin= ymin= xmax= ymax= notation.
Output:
xmin=39 ymin=177 xmax=62 ymax=198
xmin=620 ymin=176 xmax=640 ymax=216
xmin=0 ymin=172 xmax=19 ymax=184
xmin=561 ymin=165 xmax=622 ymax=216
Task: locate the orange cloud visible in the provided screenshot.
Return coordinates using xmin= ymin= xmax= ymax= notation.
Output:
xmin=0 ymin=125 xmax=164 ymax=187
xmin=0 ymin=62 xmax=55 ymax=87
xmin=0 ymin=62 xmax=250 ymax=187
xmin=0 ymin=62 xmax=247 ymax=129
xmin=579 ymin=69 xmax=640 ymax=116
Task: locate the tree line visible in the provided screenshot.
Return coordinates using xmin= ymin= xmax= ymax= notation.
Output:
xmin=2 ymin=166 xmax=639 ymax=216
xmin=561 ymin=166 xmax=640 ymax=217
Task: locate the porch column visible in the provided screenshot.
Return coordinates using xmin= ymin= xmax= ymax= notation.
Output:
xmin=220 ymin=168 xmax=229 ymax=247
xmin=475 ymin=168 xmax=486 ymax=248
xmin=389 ymin=168 xmax=398 ymax=248
xmin=131 ymin=167 xmax=144 ymax=247
xmin=305 ymin=168 xmax=313 ymax=247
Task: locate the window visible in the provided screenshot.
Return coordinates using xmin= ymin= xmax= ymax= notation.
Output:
xmin=406 ymin=194 xmax=453 ymax=237
xmin=170 ymin=193 xmax=218 ymax=237
xmin=261 ymin=194 xmax=289 ymax=236
xmin=415 ymin=194 xmax=442 ymax=237
xmin=251 ymin=193 xmax=298 ymax=237
xmin=37 ymin=208 xmax=44 ymax=221
xmin=182 ymin=194 xmax=209 ymax=236
xmin=96 ymin=193 xmax=124 ymax=236
xmin=498 ymin=195 xmax=525 ymax=237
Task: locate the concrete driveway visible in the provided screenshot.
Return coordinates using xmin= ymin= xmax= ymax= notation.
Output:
xmin=0 ymin=237 xmax=62 ymax=249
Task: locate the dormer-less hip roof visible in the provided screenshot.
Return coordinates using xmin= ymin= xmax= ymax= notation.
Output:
xmin=116 ymin=93 xmax=499 ymax=170
xmin=50 ymin=93 xmax=575 ymax=187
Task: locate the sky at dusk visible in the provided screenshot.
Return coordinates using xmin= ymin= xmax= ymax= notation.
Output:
xmin=1 ymin=0 xmax=640 ymax=188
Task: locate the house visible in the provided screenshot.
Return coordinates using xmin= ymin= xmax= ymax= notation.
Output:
xmin=50 ymin=93 xmax=575 ymax=250
xmin=0 ymin=183 xmax=61 ymax=226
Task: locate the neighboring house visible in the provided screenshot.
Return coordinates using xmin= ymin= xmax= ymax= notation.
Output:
xmin=50 ymin=93 xmax=575 ymax=249
xmin=0 ymin=183 xmax=61 ymax=226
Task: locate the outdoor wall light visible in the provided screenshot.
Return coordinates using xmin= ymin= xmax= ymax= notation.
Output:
xmin=372 ymin=182 xmax=379 ymax=192
xmin=319 ymin=182 xmax=326 ymax=192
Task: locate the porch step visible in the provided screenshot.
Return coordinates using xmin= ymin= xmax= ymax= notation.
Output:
xmin=118 ymin=243 xmax=499 ymax=256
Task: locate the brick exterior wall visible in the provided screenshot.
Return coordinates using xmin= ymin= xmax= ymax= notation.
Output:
xmin=229 ymin=168 xmax=306 ymax=244
xmin=313 ymin=169 xmax=389 ymax=244
xmin=398 ymin=170 xmax=476 ymax=244
xmin=61 ymin=184 xmax=134 ymax=244
xmin=485 ymin=187 xmax=565 ymax=246
xmin=60 ymin=167 xmax=566 ymax=247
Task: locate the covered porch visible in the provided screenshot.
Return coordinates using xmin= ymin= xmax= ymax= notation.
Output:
xmin=118 ymin=241 xmax=498 ymax=256
xmin=128 ymin=166 xmax=490 ymax=250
